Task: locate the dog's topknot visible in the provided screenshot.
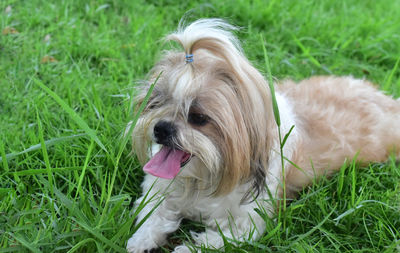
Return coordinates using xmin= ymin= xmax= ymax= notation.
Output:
xmin=166 ymin=18 xmax=244 ymax=62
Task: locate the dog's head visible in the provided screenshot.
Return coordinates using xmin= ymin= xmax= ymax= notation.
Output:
xmin=132 ymin=19 xmax=277 ymax=197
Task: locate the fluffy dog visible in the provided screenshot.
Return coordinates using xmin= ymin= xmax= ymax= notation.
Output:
xmin=126 ymin=19 xmax=400 ymax=252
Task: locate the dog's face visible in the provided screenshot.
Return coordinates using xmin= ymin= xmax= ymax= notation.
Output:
xmin=132 ymin=20 xmax=277 ymax=196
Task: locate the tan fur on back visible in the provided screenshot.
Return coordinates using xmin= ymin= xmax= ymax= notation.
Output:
xmin=280 ymin=76 xmax=400 ymax=195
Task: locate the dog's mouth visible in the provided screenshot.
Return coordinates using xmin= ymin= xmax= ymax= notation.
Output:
xmin=143 ymin=146 xmax=192 ymax=179
xmin=180 ymin=153 xmax=192 ymax=167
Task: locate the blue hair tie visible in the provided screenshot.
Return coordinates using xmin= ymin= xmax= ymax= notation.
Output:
xmin=185 ymin=54 xmax=194 ymax=63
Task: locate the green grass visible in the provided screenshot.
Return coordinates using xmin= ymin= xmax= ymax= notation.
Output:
xmin=1 ymin=0 xmax=400 ymax=252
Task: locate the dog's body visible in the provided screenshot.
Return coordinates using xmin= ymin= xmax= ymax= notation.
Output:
xmin=126 ymin=19 xmax=400 ymax=252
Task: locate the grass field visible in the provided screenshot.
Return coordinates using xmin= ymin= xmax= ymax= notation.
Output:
xmin=1 ymin=0 xmax=400 ymax=252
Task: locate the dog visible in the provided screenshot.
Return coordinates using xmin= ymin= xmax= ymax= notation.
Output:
xmin=126 ymin=19 xmax=400 ymax=252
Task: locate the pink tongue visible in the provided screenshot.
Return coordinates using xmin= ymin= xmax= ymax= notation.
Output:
xmin=143 ymin=147 xmax=189 ymax=179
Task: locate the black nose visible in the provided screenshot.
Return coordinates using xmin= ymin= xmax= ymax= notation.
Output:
xmin=153 ymin=121 xmax=177 ymax=146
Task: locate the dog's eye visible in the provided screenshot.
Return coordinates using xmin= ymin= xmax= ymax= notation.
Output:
xmin=188 ymin=113 xmax=209 ymax=126
xmin=146 ymin=100 xmax=160 ymax=110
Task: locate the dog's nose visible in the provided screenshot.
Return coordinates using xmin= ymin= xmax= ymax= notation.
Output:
xmin=154 ymin=121 xmax=177 ymax=146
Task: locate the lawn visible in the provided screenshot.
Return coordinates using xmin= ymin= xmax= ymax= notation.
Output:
xmin=1 ymin=0 xmax=400 ymax=252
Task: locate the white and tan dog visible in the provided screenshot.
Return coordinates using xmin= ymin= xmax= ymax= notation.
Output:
xmin=126 ymin=19 xmax=400 ymax=252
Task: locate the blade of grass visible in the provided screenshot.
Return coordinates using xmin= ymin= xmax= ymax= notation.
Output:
xmin=291 ymin=34 xmax=322 ymax=68
xmin=40 ymin=177 xmax=125 ymax=252
xmin=289 ymin=206 xmax=336 ymax=246
xmin=261 ymin=35 xmax=280 ymax=127
xmin=66 ymin=238 xmax=102 ymax=253
xmin=36 ymin=110 xmax=54 ymax=199
xmin=34 ymin=78 xmax=108 ymax=153
xmin=0 ymin=140 xmax=8 ymax=171
xmin=337 ymin=159 xmax=348 ymax=197
xmin=215 ymin=221 xmax=232 ymax=252
xmin=383 ymin=57 xmax=400 ymax=91
xmin=98 ymin=72 xmax=161 ymax=226
xmin=281 ymin=125 xmax=295 ymax=148
xmin=351 ymin=154 xmax=359 ymax=207
xmin=127 ymin=180 xmax=165 ymax=235
xmin=0 ymin=133 xmax=87 ymax=163
xmin=0 ymin=188 xmax=11 ymax=197
xmin=261 ymin=35 xmax=287 ymax=221
xmin=11 ymin=166 xmax=90 ymax=176
xmin=333 ymin=203 xmax=363 ymax=225
xmin=7 ymin=233 xmax=41 ymax=253
xmin=259 ymin=222 xmax=281 ymax=243
xmin=74 ymin=139 xmax=95 ymax=201
xmin=72 ymin=218 xmax=125 ymax=253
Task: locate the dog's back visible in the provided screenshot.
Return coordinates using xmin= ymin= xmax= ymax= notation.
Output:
xmin=278 ymin=76 xmax=400 ymax=192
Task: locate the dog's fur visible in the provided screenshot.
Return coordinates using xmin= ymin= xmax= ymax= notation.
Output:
xmin=126 ymin=19 xmax=400 ymax=252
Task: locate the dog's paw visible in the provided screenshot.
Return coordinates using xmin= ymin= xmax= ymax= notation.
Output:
xmin=173 ymin=245 xmax=193 ymax=253
xmin=190 ymin=230 xmax=225 ymax=249
xmin=126 ymin=235 xmax=158 ymax=253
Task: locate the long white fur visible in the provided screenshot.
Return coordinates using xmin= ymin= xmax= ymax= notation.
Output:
xmin=127 ymin=93 xmax=297 ymax=252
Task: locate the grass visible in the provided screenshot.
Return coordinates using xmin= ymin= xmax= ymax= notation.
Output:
xmin=1 ymin=0 xmax=399 ymax=252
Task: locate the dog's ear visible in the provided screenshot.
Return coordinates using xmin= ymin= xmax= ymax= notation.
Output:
xmin=211 ymin=68 xmax=274 ymax=198
xmin=198 ymin=66 xmax=276 ymax=198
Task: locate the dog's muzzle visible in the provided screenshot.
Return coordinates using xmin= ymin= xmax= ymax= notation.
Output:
xmin=154 ymin=120 xmax=177 ymax=146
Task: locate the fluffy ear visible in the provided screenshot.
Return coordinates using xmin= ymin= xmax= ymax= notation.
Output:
xmin=211 ymin=68 xmax=275 ymax=198
xmin=232 ymin=62 xmax=277 ymax=201
xmin=203 ymin=73 xmax=252 ymax=196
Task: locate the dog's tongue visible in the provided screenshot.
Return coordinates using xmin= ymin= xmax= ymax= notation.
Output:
xmin=143 ymin=147 xmax=188 ymax=179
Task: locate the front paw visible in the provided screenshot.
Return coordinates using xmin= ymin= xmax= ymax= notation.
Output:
xmin=126 ymin=234 xmax=159 ymax=253
xmin=173 ymin=245 xmax=193 ymax=253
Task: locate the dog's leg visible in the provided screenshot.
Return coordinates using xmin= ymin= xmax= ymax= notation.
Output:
xmin=127 ymin=178 xmax=182 ymax=253
xmin=173 ymin=207 xmax=266 ymax=252
xmin=126 ymin=197 xmax=181 ymax=253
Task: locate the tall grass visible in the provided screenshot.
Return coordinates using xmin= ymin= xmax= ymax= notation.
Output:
xmin=1 ymin=0 xmax=399 ymax=252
